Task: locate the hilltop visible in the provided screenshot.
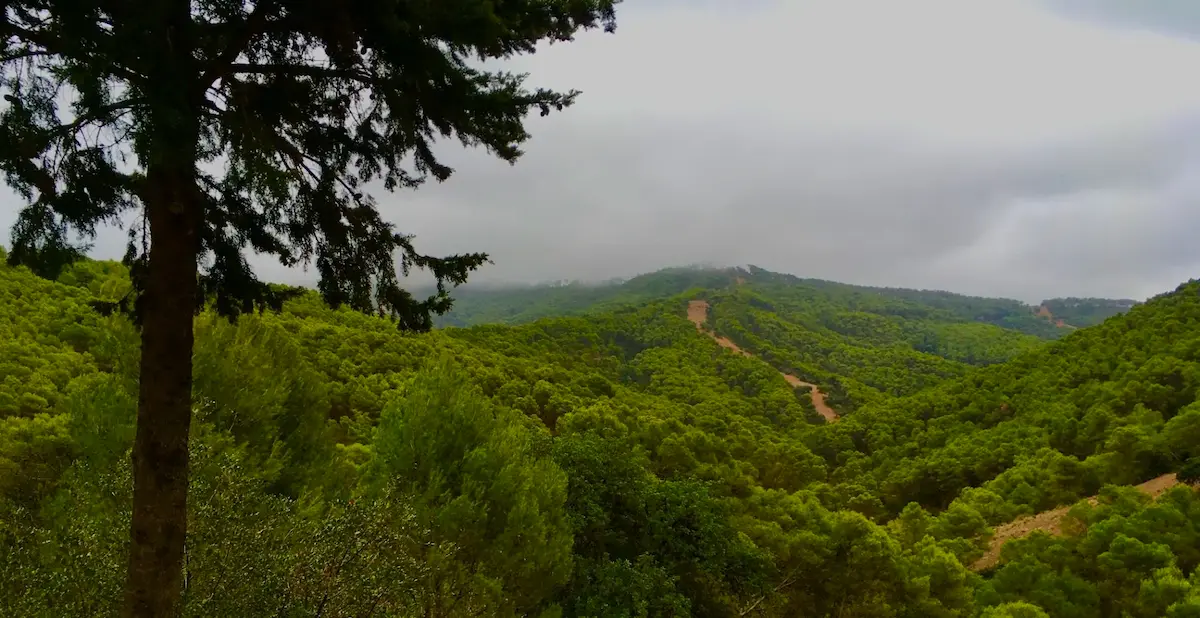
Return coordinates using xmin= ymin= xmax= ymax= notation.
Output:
xmin=436 ymin=265 xmax=1140 ymax=415
xmin=1036 ymin=296 xmax=1141 ymax=328
xmin=434 ymin=265 xmax=1131 ymax=340
xmin=1 ymin=256 xmax=1197 ymax=617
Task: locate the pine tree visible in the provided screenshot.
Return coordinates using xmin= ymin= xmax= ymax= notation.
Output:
xmin=0 ymin=1 xmax=618 ymax=615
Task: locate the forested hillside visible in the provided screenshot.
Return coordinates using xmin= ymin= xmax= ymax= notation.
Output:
xmin=2 ymin=255 xmax=1198 ymax=617
xmin=431 ymin=266 xmax=742 ymax=327
xmin=435 ymin=265 xmax=1132 ymax=341
xmin=1038 ymin=297 xmax=1141 ymax=328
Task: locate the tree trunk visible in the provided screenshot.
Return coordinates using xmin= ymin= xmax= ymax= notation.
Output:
xmin=122 ymin=162 xmax=201 ymax=617
xmin=121 ymin=1 xmax=200 ymax=614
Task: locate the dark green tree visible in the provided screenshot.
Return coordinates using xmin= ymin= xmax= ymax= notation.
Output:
xmin=1180 ymin=458 xmax=1200 ymax=486
xmin=0 ymin=1 xmax=618 ymax=616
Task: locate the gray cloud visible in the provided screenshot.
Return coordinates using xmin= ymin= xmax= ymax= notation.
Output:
xmin=5 ymin=0 xmax=1200 ymax=305
xmin=1040 ymin=0 xmax=1200 ymax=40
xmin=374 ymin=111 xmax=1200 ymax=303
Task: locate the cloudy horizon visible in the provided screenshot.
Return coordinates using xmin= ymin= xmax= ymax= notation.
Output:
xmin=5 ymin=0 xmax=1200 ymax=305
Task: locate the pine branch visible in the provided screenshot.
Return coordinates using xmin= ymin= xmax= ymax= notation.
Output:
xmin=0 ymin=22 xmax=145 ymax=84
xmin=226 ymin=62 xmax=374 ymax=84
xmin=0 ymin=49 xmax=51 ymax=63
xmin=197 ymin=1 xmax=279 ymax=92
xmin=25 ymin=97 xmax=144 ymax=153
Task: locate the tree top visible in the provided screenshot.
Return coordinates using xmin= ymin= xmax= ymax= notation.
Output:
xmin=0 ymin=0 xmax=619 ymax=329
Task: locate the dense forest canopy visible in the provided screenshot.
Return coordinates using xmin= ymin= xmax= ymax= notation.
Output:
xmin=1 ymin=254 xmax=1196 ymax=617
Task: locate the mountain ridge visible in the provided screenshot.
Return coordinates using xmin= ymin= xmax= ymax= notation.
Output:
xmin=431 ymin=264 xmax=1136 ymax=341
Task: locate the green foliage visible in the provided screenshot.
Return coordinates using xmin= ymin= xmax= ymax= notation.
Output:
xmin=980 ymin=602 xmax=1051 ymax=618
xmin=440 ymin=265 xmax=1063 ymax=413
xmin=372 ymin=360 xmax=573 ymax=615
xmin=1040 ymin=297 xmax=1139 ymax=328
xmin=0 ymin=258 xmax=1196 ymax=616
xmin=976 ymin=486 xmax=1200 ymax=618
xmin=552 ymin=432 xmax=771 ymax=616
xmin=816 ymin=280 xmax=1200 ymax=520
xmin=1180 ymin=459 xmax=1200 ymax=486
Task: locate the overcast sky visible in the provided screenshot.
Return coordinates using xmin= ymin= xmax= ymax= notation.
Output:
xmin=5 ymin=0 xmax=1200 ymax=303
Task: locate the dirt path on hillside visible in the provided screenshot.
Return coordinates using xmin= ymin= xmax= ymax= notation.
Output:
xmin=687 ymin=300 xmax=839 ymax=423
xmin=1036 ymin=305 xmax=1077 ymax=330
xmin=971 ymin=473 xmax=1180 ymax=571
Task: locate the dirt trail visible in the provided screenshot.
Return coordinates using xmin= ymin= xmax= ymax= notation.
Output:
xmin=687 ymin=300 xmax=839 ymax=423
xmin=1036 ymin=305 xmax=1077 ymax=330
xmin=971 ymin=473 xmax=1181 ymax=571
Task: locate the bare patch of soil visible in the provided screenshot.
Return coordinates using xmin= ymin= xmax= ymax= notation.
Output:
xmin=781 ymin=374 xmax=839 ymax=422
xmin=1036 ymin=305 xmax=1077 ymax=330
xmin=1137 ymin=472 xmax=1180 ymax=497
xmin=686 ymin=300 xmax=838 ymax=423
xmin=972 ymin=473 xmax=1180 ymax=571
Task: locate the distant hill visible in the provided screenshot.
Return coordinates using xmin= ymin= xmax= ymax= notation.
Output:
xmin=433 ymin=264 xmax=1132 ymax=339
xmin=428 ymin=265 xmax=1071 ymax=414
xmin=1036 ymin=296 xmax=1140 ymax=328
xmin=429 ymin=266 xmax=742 ymax=327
